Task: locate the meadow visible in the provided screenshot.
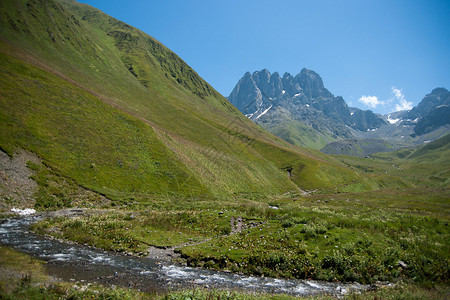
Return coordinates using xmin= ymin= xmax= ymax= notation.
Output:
xmin=31 ymin=186 xmax=449 ymax=287
xmin=26 ymin=139 xmax=449 ymax=298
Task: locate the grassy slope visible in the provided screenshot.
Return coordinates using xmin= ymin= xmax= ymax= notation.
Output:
xmin=0 ymin=52 xmax=206 ymax=198
xmin=262 ymin=119 xmax=337 ymax=149
xmin=320 ymin=139 xmax=400 ymax=157
xmin=0 ymin=0 xmax=378 ymax=202
xmin=254 ymin=107 xmax=341 ymax=150
xmin=336 ymin=134 xmax=450 ymax=188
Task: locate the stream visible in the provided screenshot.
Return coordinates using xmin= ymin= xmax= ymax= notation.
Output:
xmin=0 ymin=215 xmax=367 ymax=296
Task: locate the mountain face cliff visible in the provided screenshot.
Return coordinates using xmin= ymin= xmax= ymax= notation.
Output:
xmin=406 ymin=88 xmax=450 ymax=136
xmin=229 ymin=69 xmax=449 ymax=152
xmin=228 ymin=69 xmax=385 ymax=148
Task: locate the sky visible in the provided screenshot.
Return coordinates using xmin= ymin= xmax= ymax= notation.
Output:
xmin=80 ymin=0 xmax=450 ymax=115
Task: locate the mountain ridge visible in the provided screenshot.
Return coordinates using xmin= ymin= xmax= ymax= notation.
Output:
xmin=229 ymin=68 xmax=449 ymax=152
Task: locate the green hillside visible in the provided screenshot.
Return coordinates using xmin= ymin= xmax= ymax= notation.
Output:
xmin=0 ymin=0 xmax=380 ymax=204
xmin=260 ymin=118 xmax=338 ymax=149
xmin=321 ymin=138 xmax=401 ymax=157
xmin=335 ymin=134 xmax=450 ymax=188
xmin=408 ymin=133 xmax=450 ymax=161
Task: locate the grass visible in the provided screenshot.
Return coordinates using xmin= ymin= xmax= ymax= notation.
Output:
xmin=32 ymin=210 xmax=234 ymax=253
xmin=258 ymin=117 xmax=339 ymax=150
xmin=0 ymin=52 xmax=207 ymax=201
xmin=0 ymin=246 xmax=51 ymax=292
xmin=163 ymin=284 xmax=450 ymax=300
xmin=321 ymin=139 xmax=400 ymax=157
xmin=32 ymin=187 xmax=449 ymax=289
xmin=181 ymin=201 xmax=449 ymax=285
xmin=336 ymin=134 xmax=450 ymax=188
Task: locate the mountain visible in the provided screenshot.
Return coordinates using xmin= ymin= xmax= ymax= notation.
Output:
xmin=407 ymin=88 xmax=450 ymax=136
xmin=355 ymin=88 xmax=450 ymax=144
xmin=229 ymin=69 xmax=449 ymax=154
xmin=321 ymin=89 xmax=450 ymax=157
xmin=403 ymin=88 xmax=449 ymax=122
xmin=228 ymin=69 xmax=386 ymax=149
xmin=0 ymin=0 xmax=381 ymax=206
xmin=408 ymin=133 xmax=450 ymax=161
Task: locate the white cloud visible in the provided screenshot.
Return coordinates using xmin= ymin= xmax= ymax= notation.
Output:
xmin=391 ymin=87 xmax=413 ymax=111
xmin=392 ymin=88 xmax=403 ymax=99
xmin=358 ymin=95 xmax=383 ymax=109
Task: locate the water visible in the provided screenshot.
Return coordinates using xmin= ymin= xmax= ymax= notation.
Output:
xmin=0 ymin=215 xmax=366 ymax=295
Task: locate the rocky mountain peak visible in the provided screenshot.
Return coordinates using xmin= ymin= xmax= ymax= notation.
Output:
xmin=283 ymin=72 xmax=293 ymax=79
xmin=228 ymin=71 xmax=262 ymax=113
xmin=295 ymin=68 xmax=332 ymax=99
xmin=405 ymin=87 xmax=450 ymax=121
xmin=228 ymin=67 xmax=387 ymax=145
xmin=252 ymin=69 xmax=271 ymax=82
xmin=431 ymin=87 xmax=448 ymax=95
xmin=230 ymin=68 xmax=447 ymax=149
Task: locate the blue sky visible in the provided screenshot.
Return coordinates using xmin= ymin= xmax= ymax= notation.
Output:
xmin=80 ymin=0 xmax=450 ymax=114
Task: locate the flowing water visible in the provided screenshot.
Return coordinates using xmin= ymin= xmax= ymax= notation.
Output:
xmin=0 ymin=215 xmax=367 ymax=296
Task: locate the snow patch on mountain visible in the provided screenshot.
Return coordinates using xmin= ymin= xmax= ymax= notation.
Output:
xmin=256 ymin=105 xmax=273 ymax=119
xmin=387 ymin=115 xmax=401 ymax=124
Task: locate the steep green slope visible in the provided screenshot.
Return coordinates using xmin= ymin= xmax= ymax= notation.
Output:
xmin=0 ymin=53 xmax=207 ymax=198
xmin=0 ymin=0 xmax=377 ymax=203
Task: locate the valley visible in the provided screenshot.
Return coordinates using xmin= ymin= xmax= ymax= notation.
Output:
xmin=0 ymin=0 xmax=449 ymax=299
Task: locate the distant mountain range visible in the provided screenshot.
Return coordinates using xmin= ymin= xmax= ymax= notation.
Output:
xmin=228 ymin=69 xmax=450 ymax=155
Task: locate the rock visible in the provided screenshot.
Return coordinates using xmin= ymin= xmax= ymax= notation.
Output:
xmin=397 ymin=260 xmax=408 ymax=269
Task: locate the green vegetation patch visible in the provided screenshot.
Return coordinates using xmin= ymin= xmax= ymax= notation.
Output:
xmin=178 ymin=189 xmax=449 ymax=285
xmin=32 ymin=210 xmax=235 ymax=254
xmin=0 ymin=245 xmax=50 ymax=292
xmin=32 ymin=187 xmax=450 ymax=287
